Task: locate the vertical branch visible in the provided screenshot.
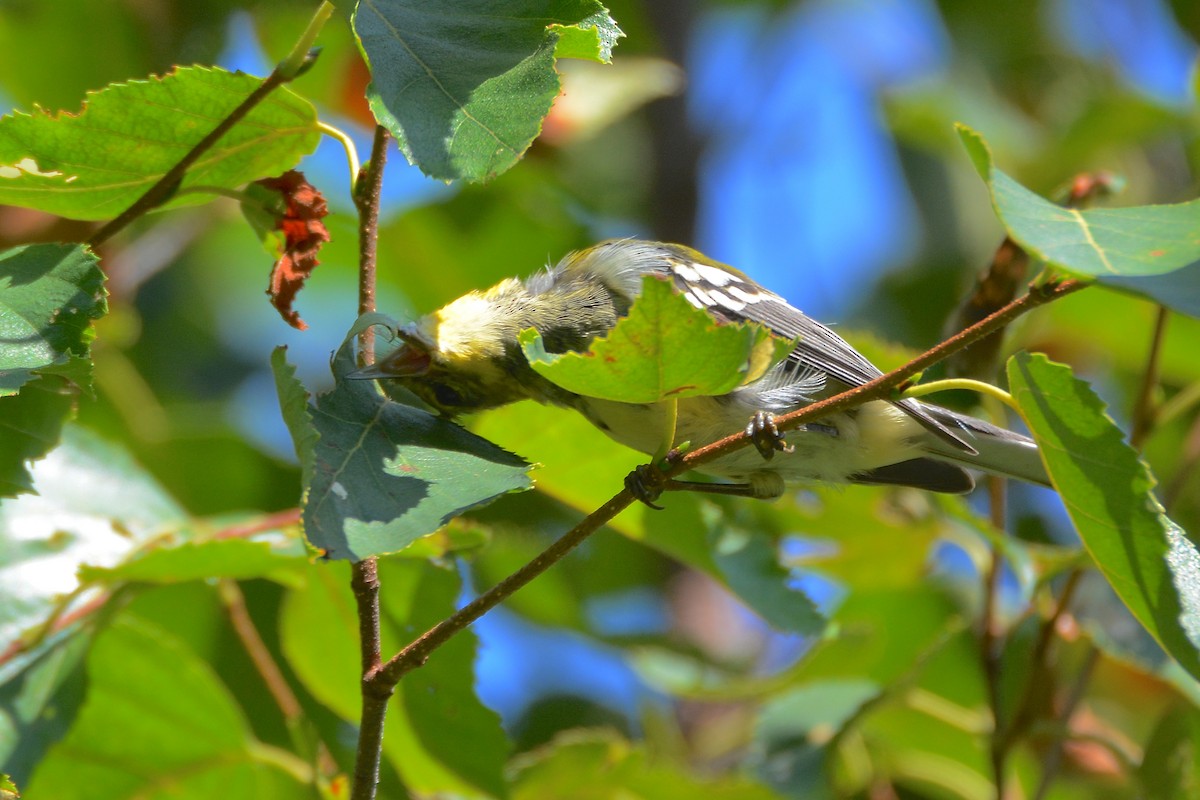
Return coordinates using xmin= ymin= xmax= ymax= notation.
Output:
xmin=981 ymin=476 xmax=1007 ymax=797
xmin=350 ymin=125 xmax=392 ymax=800
xmin=1131 ymin=306 xmax=1169 ymax=450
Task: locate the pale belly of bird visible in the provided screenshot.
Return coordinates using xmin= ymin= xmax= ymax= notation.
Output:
xmin=574 ymin=395 xmax=929 ymax=497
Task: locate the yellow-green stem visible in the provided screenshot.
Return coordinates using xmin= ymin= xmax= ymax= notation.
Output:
xmin=900 ymin=377 xmax=1019 ymax=414
xmin=319 ymin=121 xmax=363 ymax=192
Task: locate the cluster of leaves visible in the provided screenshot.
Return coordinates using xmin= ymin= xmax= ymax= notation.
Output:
xmin=2 ymin=2 xmax=1200 ymax=800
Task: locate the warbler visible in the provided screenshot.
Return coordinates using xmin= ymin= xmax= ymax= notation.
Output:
xmin=354 ymin=239 xmax=1049 ymax=500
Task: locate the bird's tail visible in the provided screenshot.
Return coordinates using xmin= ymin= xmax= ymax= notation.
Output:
xmin=920 ymin=405 xmax=1052 ymax=488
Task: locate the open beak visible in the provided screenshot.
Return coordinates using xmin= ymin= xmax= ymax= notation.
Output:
xmin=345 ymin=341 xmax=432 ymax=380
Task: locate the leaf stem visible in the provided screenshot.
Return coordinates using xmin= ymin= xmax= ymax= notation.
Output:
xmin=368 ymin=278 xmax=1087 ymax=690
xmin=279 ymin=2 xmax=335 ymax=80
xmin=319 ymin=121 xmax=363 ymax=193
xmin=901 ymin=377 xmax=1019 ymax=414
xmin=1156 ymin=380 xmax=1200 ymax=430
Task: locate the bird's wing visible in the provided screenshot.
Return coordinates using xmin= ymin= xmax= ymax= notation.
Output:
xmin=664 ymin=262 xmax=975 ymax=453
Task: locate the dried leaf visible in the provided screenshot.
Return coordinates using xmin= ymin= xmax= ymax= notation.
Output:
xmin=258 ymin=170 xmax=329 ymax=330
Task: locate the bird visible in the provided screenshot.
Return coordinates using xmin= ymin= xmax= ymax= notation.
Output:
xmin=351 ymin=239 xmax=1049 ymax=501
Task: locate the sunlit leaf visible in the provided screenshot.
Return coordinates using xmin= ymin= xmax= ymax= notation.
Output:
xmin=0 ymin=425 xmax=184 ymax=664
xmin=0 ymin=66 xmax=319 ymax=220
xmin=280 ymin=559 xmax=509 ymax=797
xmin=77 ymin=539 xmax=303 ymax=585
xmin=1008 ymin=353 xmax=1200 ymax=680
xmin=23 ymin=618 xmax=302 ymax=799
xmin=521 ymin=275 xmax=791 ymax=404
xmin=512 ymin=729 xmax=783 ymax=800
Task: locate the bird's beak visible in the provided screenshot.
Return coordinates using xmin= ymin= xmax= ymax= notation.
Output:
xmin=345 ymin=341 xmax=432 ymax=380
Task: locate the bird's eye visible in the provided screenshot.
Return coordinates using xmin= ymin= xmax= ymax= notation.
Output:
xmin=432 ymin=383 xmax=465 ymax=407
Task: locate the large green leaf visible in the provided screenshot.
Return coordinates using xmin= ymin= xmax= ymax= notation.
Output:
xmin=750 ymin=679 xmax=882 ymax=800
xmin=23 ymin=618 xmax=303 ymax=799
xmin=273 ymin=338 xmax=532 ymax=561
xmin=471 ymin=402 xmax=826 ymax=636
xmin=0 ymin=244 xmax=106 ymax=496
xmin=0 ymin=244 xmax=104 ymax=396
xmin=521 ymin=275 xmax=791 ymax=404
xmin=958 ymin=125 xmax=1200 ymax=316
xmin=512 ymin=730 xmax=783 ymax=800
xmin=0 ymin=66 xmax=319 ymax=221
xmin=280 ymin=559 xmax=509 ymax=798
xmin=1008 ymin=353 xmax=1200 ymax=680
xmin=701 ymin=504 xmax=824 ymax=637
xmin=0 ymin=426 xmax=185 ymax=666
xmin=76 ymin=539 xmax=304 ymax=585
xmin=353 ymin=0 xmax=621 ymax=182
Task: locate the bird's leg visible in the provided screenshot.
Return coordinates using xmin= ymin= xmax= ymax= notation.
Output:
xmin=746 ymin=411 xmax=795 ymax=460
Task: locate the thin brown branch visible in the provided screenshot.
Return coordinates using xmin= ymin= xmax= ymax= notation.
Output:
xmin=678 ymin=279 xmax=1086 ymax=474
xmin=349 ymin=124 xmax=391 ymax=800
xmin=1131 ymin=306 xmax=1169 ymax=450
xmin=375 ymin=488 xmax=634 ymax=684
xmin=354 ymin=125 xmax=391 ymax=366
xmin=368 ymin=277 xmax=1088 ymax=691
xmin=220 ymin=579 xmax=304 ymax=720
xmin=219 ymin=580 xmax=339 ymax=778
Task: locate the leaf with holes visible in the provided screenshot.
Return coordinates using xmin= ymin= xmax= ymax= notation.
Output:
xmin=521 ymin=275 xmax=792 ymax=404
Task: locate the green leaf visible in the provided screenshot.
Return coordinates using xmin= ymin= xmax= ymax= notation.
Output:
xmin=703 ymin=505 xmax=825 ymax=636
xmin=281 ymin=559 xmax=509 ymax=798
xmin=0 ymin=66 xmax=319 ymax=220
xmin=270 ymin=346 xmax=317 ymax=488
xmin=353 ymin=0 xmax=622 ymax=182
xmin=24 ymin=617 xmax=302 ymax=799
xmin=76 ymin=539 xmax=304 ymax=585
xmin=470 ymin=402 xmax=825 ymax=637
xmin=0 ymin=425 xmax=185 ymax=667
xmin=273 ymin=341 xmax=532 ymax=561
xmin=751 ymin=679 xmax=882 ymax=800
xmin=958 ymin=125 xmax=1200 ymax=315
xmin=1139 ymin=704 xmax=1200 ymax=800
xmin=521 ymin=275 xmax=791 ymax=404
xmin=512 ymin=730 xmax=784 ymax=800
xmin=0 ymin=243 xmax=106 ymax=496
xmin=0 ymin=244 xmax=105 ymax=396
xmin=1008 ymin=353 xmax=1200 ymax=680
xmin=401 ymin=559 xmax=511 ymax=799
